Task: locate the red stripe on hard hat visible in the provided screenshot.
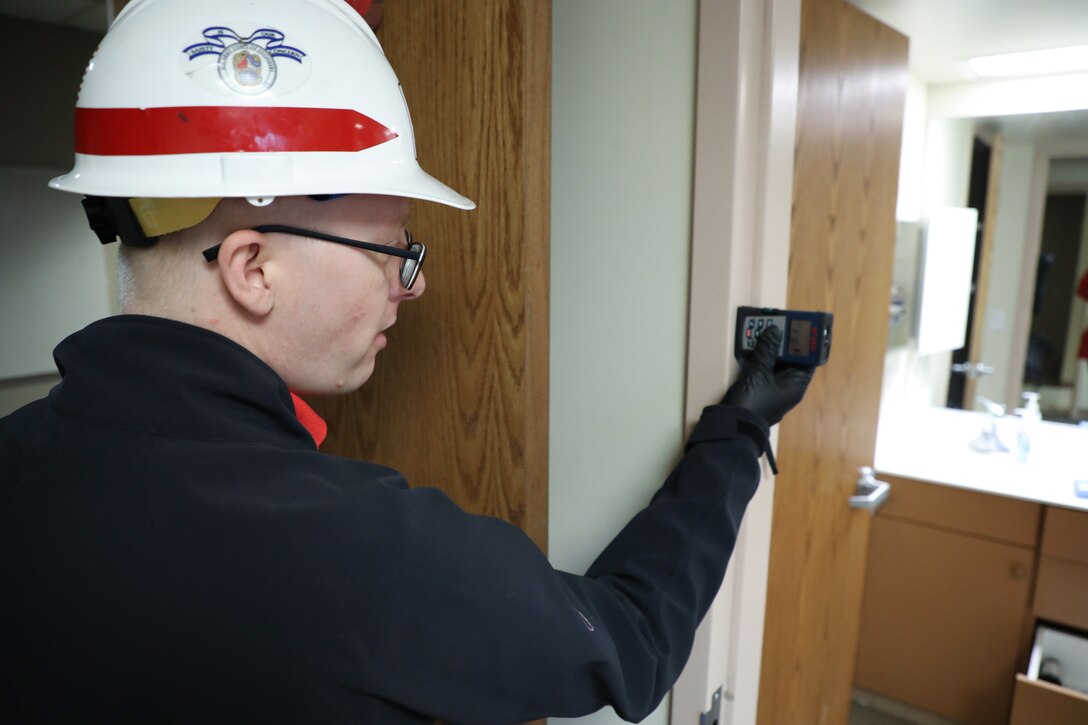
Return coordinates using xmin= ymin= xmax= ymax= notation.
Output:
xmin=74 ymin=107 xmax=398 ymax=155
xmin=345 ymin=0 xmax=373 ymax=15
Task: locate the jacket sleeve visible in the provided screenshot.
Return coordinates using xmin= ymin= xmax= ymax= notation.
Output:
xmin=341 ymin=403 xmax=768 ymax=723
xmin=165 ymin=404 xmax=768 ymax=724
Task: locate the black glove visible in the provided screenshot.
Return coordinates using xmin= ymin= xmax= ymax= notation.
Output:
xmin=723 ymin=324 xmax=815 ymax=427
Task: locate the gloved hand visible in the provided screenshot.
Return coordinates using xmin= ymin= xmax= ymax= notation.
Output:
xmin=722 ymin=325 xmax=815 ymax=426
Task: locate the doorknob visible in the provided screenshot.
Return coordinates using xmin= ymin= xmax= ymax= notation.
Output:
xmin=850 ymin=467 xmax=891 ymax=513
xmin=951 ymin=361 xmax=995 ymax=379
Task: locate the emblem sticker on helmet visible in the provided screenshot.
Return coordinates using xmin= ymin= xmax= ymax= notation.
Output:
xmin=182 ymin=26 xmax=310 ymax=97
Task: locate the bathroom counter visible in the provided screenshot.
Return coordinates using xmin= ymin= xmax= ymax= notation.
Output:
xmin=874 ymin=406 xmax=1088 ymax=513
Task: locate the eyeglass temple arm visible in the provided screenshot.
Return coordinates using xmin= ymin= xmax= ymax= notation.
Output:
xmin=253 ymin=225 xmax=419 ymax=260
xmin=201 ymin=225 xmax=420 ymax=263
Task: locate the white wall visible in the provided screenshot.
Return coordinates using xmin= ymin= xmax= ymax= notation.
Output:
xmin=0 ymin=236 xmax=118 ymax=418
xmin=0 ymin=19 xmax=114 ymax=418
xmin=895 ymin=73 xmax=928 ymax=223
xmin=549 ymin=1 xmax=698 ymax=723
xmin=976 ymin=142 xmax=1038 ymax=408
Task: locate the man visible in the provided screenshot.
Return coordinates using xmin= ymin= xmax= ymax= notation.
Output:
xmin=1 ymin=0 xmax=814 ymax=722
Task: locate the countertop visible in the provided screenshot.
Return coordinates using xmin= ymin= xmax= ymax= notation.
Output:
xmin=875 ymin=407 xmax=1088 ymax=513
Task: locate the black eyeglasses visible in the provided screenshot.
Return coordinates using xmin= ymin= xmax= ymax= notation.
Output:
xmin=201 ymin=224 xmax=426 ymax=290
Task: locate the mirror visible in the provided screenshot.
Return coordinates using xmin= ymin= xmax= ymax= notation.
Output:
xmin=867 ymin=52 xmax=1088 ymax=423
xmin=880 ymin=112 xmax=1088 ymax=423
xmin=1016 ymin=155 xmax=1088 ymax=421
xmin=938 ymin=120 xmax=1088 ymax=423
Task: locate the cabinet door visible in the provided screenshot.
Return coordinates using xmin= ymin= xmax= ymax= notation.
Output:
xmin=1036 ymin=507 xmax=1088 ymax=631
xmin=854 ymin=517 xmax=1035 ymax=725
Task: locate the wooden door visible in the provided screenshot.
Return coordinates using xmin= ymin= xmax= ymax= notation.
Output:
xmin=107 ymin=4 xmax=552 ymax=542
xmin=756 ymin=0 xmax=907 ymax=722
xmin=313 ymin=0 xmax=552 ymax=551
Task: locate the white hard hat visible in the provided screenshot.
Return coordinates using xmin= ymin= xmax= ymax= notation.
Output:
xmin=49 ymin=0 xmax=475 ymax=211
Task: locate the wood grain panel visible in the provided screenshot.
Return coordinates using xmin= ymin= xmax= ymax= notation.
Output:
xmin=1035 ymin=555 xmax=1088 ymax=632
xmin=874 ymin=474 xmax=1041 ymax=546
xmin=1042 ymin=506 xmax=1088 ymax=564
xmin=855 ymin=517 xmax=1034 ymax=725
xmin=311 ymin=1 xmax=551 ymax=552
xmin=757 ymin=0 xmax=908 ymax=722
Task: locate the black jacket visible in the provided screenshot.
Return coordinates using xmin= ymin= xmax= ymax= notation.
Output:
xmin=1 ymin=315 xmax=767 ymax=724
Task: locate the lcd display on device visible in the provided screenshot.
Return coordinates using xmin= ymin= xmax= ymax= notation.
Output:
xmin=788 ymin=320 xmax=813 ymax=357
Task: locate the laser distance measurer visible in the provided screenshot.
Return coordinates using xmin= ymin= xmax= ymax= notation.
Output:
xmin=735 ymin=307 xmax=833 ymax=367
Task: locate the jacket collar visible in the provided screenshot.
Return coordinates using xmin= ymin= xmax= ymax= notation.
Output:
xmin=50 ymin=315 xmax=320 ymax=450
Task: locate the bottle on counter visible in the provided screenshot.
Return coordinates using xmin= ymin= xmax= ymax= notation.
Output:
xmin=1016 ymin=391 xmax=1042 ymax=463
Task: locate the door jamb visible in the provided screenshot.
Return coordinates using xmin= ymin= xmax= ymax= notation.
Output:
xmin=670 ymin=0 xmax=800 ymax=723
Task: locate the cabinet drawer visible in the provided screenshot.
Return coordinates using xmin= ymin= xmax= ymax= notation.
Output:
xmin=1042 ymin=506 xmax=1088 ymax=565
xmin=1035 ymin=556 xmax=1088 ymax=632
xmin=1009 ymin=676 xmax=1088 ymax=725
xmin=1009 ymin=625 xmax=1088 ymax=724
xmin=875 ymin=474 xmax=1040 ymax=545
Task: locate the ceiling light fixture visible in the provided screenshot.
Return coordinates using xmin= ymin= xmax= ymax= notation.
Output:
xmin=967 ymin=44 xmax=1088 ymax=79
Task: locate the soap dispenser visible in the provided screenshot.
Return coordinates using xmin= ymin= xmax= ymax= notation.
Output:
xmin=1016 ymin=392 xmax=1042 ymax=462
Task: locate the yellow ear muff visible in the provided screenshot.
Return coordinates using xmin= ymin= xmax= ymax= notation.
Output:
xmin=128 ymin=198 xmax=222 ymax=238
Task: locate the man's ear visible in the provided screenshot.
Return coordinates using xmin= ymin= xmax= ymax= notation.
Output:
xmin=216 ymin=229 xmax=275 ymax=317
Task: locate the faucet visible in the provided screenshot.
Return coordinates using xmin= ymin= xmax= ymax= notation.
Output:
xmin=970 ymin=396 xmax=1010 ymax=453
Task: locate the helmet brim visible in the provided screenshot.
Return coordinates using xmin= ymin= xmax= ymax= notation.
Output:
xmin=50 ymin=155 xmax=476 ymax=211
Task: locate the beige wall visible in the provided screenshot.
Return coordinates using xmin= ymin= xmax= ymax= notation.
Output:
xmin=0 ymin=18 xmax=113 ymax=417
xmin=548 ymin=1 xmax=698 ymax=723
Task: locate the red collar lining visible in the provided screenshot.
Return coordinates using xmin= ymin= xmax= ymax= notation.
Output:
xmin=289 ymin=392 xmax=328 ymax=449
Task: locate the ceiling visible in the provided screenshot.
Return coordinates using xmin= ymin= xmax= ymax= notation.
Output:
xmin=0 ymin=0 xmax=108 ymax=33
xmin=849 ymin=0 xmax=1088 ymax=86
xmin=850 ymin=0 xmax=1088 ymax=144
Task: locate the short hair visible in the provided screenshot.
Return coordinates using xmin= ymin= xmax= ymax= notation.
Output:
xmin=117 ymin=224 xmax=208 ymax=313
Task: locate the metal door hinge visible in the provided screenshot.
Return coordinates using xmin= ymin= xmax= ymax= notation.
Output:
xmin=699 ymin=687 xmax=722 ymax=725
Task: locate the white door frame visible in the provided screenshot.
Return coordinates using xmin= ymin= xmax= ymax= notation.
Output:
xmin=670 ymin=0 xmax=801 ymax=723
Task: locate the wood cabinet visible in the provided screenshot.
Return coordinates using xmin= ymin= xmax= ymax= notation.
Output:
xmin=1009 ymin=674 xmax=1088 ymax=725
xmin=854 ymin=475 xmax=1041 ymax=725
xmin=1035 ymin=506 xmax=1088 ymax=632
xmin=1009 ymin=506 xmax=1088 ymax=722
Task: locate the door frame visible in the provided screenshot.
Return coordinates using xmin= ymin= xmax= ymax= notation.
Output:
xmin=671 ymin=0 xmax=801 ymax=723
xmin=962 ymin=134 xmax=1003 ymax=409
